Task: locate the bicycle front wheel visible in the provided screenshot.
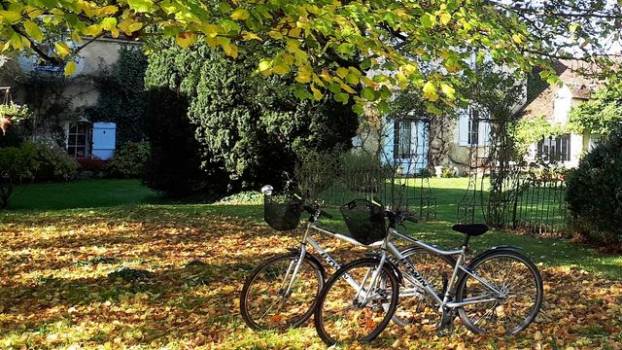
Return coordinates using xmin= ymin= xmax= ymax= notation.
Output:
xmin=455 ymin=249 xmax=543 ymax=335
xmin=240 ymin=252 xmax=324 ymax=330
xmin=314 ymin=258 xmax=399 ymax=346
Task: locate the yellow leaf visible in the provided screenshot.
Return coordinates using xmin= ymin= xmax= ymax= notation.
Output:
xmin=98 ymin=5 xmax=119 ymax=16
xmin=230 ymin=8 xmax=250 ymax=21
xmin=118 ymin=18 xmax=143 ymax=35
xmin=422 ymin=81 xmax=439 ymax=102
xmin=24 ymin=20 xmax=43 ymax=42
xmin=258 ymin=59 xmax=272 ymax=72
xmin=71 ymin=32 xmax=83 ymax=44
xmin=54 ymin=42 xmax=71 ymax=59
xmin=25 ymin=6 xmax=43 ymax=19
xmin=241 ymin=32 xmax=261 ymax=41
xmin=83 ymin=24 xmax=103 ymax=37
xmin=64 ymin=61 xmax=77 ymax=77
xmin=268 ymin=31 xmax=283 ymax=40
xmin=273 ymin=63 xmax=290 ymax=75
xmin=202 ymin=24 xmax=220 ymax=38
xmin=310 ymin=85 xmax=323 ymax=100
xmin=340 ymin=83 xmax=356 ymax=94
xmin=439 ymin=12 xmax=451 ymax=25
xmin=512 ymin=33 xmax=524 ymax=44
xmin=0 ymin=10 xmax=21 ymax=24
xmin=176 ymin=32 xmax=196 ymax=48
xmin=295 ymin=65 xmax=312 ymax=84
xmin=440 ymin=82 xmax=456 ymax=99
xmin=289 ymin=27 xmax=302 ymax=38
xmin=6 ymin=32 xmax=23 ymax=50
xmin=219 ymin=38 xmax=238 ymax=58
xmin=128 ymin=22 xmax=143 ymax=32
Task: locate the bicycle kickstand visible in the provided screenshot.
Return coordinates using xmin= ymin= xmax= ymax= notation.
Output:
xmin=437 ymin=308 xmax=456 ymax=336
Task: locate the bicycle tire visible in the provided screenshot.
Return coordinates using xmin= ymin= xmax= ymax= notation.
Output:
xmin=240 ymin=251 xmax=324 ymax=330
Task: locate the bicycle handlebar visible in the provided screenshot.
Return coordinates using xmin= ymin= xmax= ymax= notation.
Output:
xmin=302 ymin=204 xmax=333 ymax=219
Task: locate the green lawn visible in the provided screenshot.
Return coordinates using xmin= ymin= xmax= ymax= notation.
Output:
xmin=3 ymin=178 xmax=620 ymax=280
xmin=7 ymin=179 xmax=160 ymax=210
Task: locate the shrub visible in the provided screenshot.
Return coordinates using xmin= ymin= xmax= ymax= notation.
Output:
xmin=188 ymin=47 xmax=359 ymax=191
xmin=566 ymin=127 xmax=622 ymax=245
xmin=142 ymin=87 xmax=225 ymax=197
xmin=0 ymin=141 xmax=77 ymax=182
xmin=106 ymin=141 xmax=150 ymax=178
xmin=145 ymin=41 xmax=358 ymax=195
xmin=0 ymin=142 xmax=38 ymax=180
xmin=33 ymin=142 xmax=79 ymax=181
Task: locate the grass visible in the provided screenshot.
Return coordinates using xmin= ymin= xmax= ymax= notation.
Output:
xmin=1 ymin=179 xmax=621 ymax=349
xmin=7 ymin=179 xmax=160 ymax=210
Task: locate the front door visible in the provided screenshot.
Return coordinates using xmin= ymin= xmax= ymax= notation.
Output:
xmin=386 ymin=119 xmax=429 ymax=175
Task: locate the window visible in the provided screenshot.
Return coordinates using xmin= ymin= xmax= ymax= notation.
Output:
xmin=67 ymin=122 xmax=91 ymax=158
xmin=393 ymin=120 xmax=413 ymax=159
xmin=468 ymin=109 xmax=480 ymax=146
xmin=537 ymin=134 xmax=571 ymax=162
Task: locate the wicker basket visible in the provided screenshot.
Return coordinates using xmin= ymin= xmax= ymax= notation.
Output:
xmin=340 ymin=199 xmax=387 ymax=245
xmin=264 ymin=195 xmax=302 ymax=231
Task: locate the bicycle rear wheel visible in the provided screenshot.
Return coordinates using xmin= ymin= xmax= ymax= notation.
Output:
xmin=455 ymin=249 xmax=543 ymax=335
xmin=240 ymin=251 xmax=324 ymax=330
xmin=314 ymin=258 xmax=399 ymax=346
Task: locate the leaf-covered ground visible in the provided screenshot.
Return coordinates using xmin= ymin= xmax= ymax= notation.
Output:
xmin=1 ymin=204 xmax=621 ymax=349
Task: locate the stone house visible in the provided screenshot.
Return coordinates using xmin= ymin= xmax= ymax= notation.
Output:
xmin=5 ymin=37 xmax=141 ymax=160
xmin=356 ymin=59 xmax=603 ymax=175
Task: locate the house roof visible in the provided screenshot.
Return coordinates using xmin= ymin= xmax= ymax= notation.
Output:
xmin=520 ymin=59 xmax=605 ymax=121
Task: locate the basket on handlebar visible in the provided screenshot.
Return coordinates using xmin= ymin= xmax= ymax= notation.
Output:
xmin=264 ymin=194 xmax=303 ymax=231
xmin=340 ymin=199 xmax=387 ymax=245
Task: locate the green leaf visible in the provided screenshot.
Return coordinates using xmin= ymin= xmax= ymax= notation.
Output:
xmin=421 ymin=13 xmax=436 ymax=28
xmin=336 ymin=67 xmax=349 ymax=79
xmin=101 ymin=17 xmax=117 ymax=31
xmin=334 ymin=92 xmax=349 ymax=104
xmin=127 ymin=0 xmax=154 ymax=13
xmin=24 ymin=20 xmax=44 ymax=42
xmin=361 ymin=87 xmax=376 ymax=101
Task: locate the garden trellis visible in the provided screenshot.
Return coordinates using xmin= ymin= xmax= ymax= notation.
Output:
xmin=457 ymin=112 xmax=569 ymax=235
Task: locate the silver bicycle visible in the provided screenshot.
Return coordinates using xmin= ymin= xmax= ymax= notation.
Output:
xmin=239 ymin=187 xmax=451 ymax=330
xmin=314 ymin=210 xmax=544 ymax=345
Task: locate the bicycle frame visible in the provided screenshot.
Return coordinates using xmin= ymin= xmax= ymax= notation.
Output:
xmin=283 ymin=215 xmax=505 ymax=311
xmin=387 ymin=228 xmax=506 ymax=310
xmin=283 ymin=219 xmax=389 ymax=304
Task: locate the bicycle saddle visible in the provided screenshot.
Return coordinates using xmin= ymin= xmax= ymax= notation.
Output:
xmin=451 ymin=224 xmax=489 ymax=236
